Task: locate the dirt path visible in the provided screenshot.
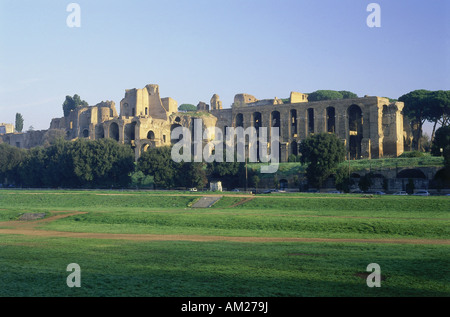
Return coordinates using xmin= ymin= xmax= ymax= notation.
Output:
xmin=0 ymin=211 xmax=448 ymax=245
xmin=228 ymin=197 xmax=255 ymax=208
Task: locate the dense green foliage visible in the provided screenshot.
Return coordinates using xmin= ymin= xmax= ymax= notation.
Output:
xmin=399 ymin=90 xmax=450 ymax=149
xmin=299 ymin=133 xmax=346 ymax=188
xmin=307 ymin=90 xmax=358 ymax=102
xmin=334 ymin=166 xmax=355 ymax=193
xmin=431 ymin=126 xmax=450 ymax=156
xmin=137 ymin=146 xmax=208 ymax=189
xmin=178 ymin=104 xmax=197 ymax=112
xmin=2 ymin=139 xmax=135 ymax=188
xmin=399 ymin=151 xmax=426 ymax=158
xmin=63 ymin=94 xmax=88 ymax=117
xmin=15 ymin=113 xmax=24 ymax=132
xmin=0 ymin=143 xmax=26 ymax=184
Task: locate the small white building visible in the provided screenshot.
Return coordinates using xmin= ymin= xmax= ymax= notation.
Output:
xmin=210 ymin=181 xmax=222 ymax=192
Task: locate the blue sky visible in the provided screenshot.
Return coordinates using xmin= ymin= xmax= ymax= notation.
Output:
xmin=0 ymin=0 xmax=448 ymax=134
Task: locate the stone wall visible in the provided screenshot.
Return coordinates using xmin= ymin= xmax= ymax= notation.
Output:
xmin=2 ymin=84 xmax=406 ymax=165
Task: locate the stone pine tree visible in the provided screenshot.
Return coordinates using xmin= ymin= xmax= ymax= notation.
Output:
xmin=299 ymin=133 xmax=346 ymax=189
xmin=15 ymin=113 xmax=24 ymax=132
xmin=431 ymin=126 xmax=450 ymax=156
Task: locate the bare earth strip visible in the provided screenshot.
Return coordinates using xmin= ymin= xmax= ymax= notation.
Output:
xmin=0 ymin=211 xmax=448 ymax=245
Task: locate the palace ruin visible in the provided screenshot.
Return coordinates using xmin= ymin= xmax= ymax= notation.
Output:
xmin=1 ymin=84 xmax=408 ymax=161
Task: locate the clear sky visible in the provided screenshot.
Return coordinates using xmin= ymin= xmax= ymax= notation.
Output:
xmin=0 ymin=0 xmax=448 ymax=135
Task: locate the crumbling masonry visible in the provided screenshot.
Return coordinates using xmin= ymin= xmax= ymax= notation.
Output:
xmin=1 ymin=84 xmax=407 ymax=161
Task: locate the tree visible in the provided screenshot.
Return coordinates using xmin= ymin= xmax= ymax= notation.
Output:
xmin=15 ymin=113 xmax=24 ymax=132
xmin=307 ymin=90 xmax=344 ymax=102
xmin=63 ymin=94 xmax=88 ymax=117
xmin=358 ymin=173 xmax=374 ymax=192
xmin=68 ymin=138 xmax=134 ymax=188
xmin=406 ymin=178 xmax=415 ymax=195
xmin=0 ymin=143 xmax=26 ymax=185
xmin=251 ymin=175 xmax=260 ymax=192
xmin=299 ymin=133 xmax=346 ymax=189
xmin=427 ymin=90 xmax=450 ymax=140
xmin=334 ymin=166 xmax=354 ymax=193
xmin=399 ymin=90 xmax=431 ymax=150
xmin=339 ymin=91 xmax=358 ymax=99
xmin=16 ymin=138 xmax=134 ymax=188
xmin=445 ymin=145 xmax=450 ymax=170
xmin=179 ymin=162 xmax=208 ymax=189
xmin=18 ymin=147 xmax=48 ymax=188
xmin=431 ymin=126 xmax=450 ymax=156
xmin=306 ymin=90 xmax=358 ymax=102
xmin=207 ymin=148 xmax=242 ymax=189
xmin=178 ymin=104 xmax=197 ymax=112
xmin=137 ymin=146 xmax=177 ymax=189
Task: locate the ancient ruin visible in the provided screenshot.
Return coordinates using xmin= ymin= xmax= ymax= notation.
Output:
xmin=1 ymin=84 xmax=407 ymax=161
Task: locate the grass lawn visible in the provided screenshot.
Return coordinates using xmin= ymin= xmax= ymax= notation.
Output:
xmin=0 ymin=190 xmax=449 ymax=297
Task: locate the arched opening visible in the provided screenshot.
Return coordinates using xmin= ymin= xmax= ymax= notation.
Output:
xmin=82 ymin=129 xmax=89 ymax=138
xmin=124 ymin=122 xmax=137 ymax=144
xmin=147 ymin=130 xmax=155 ymax=140
xmin=255 ymin=140 xmax=261 ymax=162
xmin=223 ymin=125 xmax=228 ymax=141
xmin=235 ymin=113 xmax=244 ymax=128
xmin=171 ymin=123 xmax=182 ymax=144
xmin=271 ymin=111 xmax=280 ymax=128
xmin=382 ymin=105 xmax=391 ymax=155
xmin=307 ymin=108 xmax=314 ymax=134
xmin=291 ymin=141 xmax=298 ymax=156
xmin=95 ymin=126 xmax=104 ymax=139
xmin=290 ymin=109 xmax=297 ymax=136
xmin=348 ymin=105 xmax=363 ymax=159
xmin=433 ymin=168 xmax=450 ymax=189
xmin=326 ymin=107 xmax=336 ymax=133
xmin=109 ymin=122 xmax=119 ymax=141
xmin=253 ymin=112 xmax=262 ymax=136
xmin=397 ymin=169 xmax=427 ymax=179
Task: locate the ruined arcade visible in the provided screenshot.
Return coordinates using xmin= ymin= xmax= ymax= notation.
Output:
xmin=1 ymin=84 xmax=405 ymax=161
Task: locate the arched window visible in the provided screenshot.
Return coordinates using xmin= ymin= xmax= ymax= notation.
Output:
xmin=326 ymin=107 xmax=335 ymax=133
xmin=109 ymin=123 xmax=119 ymax=141
xmin=307 ymin=108 xmax=314 ymax=133
xmin=290 ymin=109 xmax=297 ymax=136
xmin=348 ymin=105 xmax=363 ymax=159
xmin=147 ymin=130 xmax=155 ymax=140
xmin=235 ymin=113 xmax=244 ymax=127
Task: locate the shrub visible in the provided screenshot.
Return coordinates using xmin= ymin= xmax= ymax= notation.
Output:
xmin=399 ymin=151 xmax=425 ymax=158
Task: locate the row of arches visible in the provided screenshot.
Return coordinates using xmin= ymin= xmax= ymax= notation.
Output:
xmin=233 ymin=106 xmax=360 ymax=135
xmin=234 ymin=105 xmax=364 ymax=159
xmin=88 ymin=122 xmax=157 ymax=144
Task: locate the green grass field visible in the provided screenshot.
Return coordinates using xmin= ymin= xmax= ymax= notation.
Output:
xmin=0 ymin=190 xmax=449 ymax=297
